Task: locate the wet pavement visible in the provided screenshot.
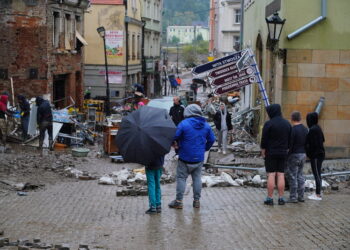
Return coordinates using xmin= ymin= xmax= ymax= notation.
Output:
xmin=0 ymin=172 xmax=350 ymax=249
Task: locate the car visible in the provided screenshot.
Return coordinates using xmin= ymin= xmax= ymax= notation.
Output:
xmin=147 ymin=96 xmax=174 ymax=112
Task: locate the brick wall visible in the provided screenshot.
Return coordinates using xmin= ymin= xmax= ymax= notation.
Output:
xmin=282 ymin=49 xmax=350 ymax=158
xmin=0 ymin=0 xmax=84 ymax=107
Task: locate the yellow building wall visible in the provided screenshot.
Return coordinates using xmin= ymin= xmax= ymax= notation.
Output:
xmin=84 ymin=4 xmax=125 ymax=66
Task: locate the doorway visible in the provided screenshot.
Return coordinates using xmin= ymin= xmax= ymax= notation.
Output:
xmin=53 ymin=74 xmax=67 ymax=109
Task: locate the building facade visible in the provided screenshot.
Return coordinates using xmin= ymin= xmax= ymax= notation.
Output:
xmin=167 ymin=26 xmax=209 ymax=45
xmin=0 ymin=0 xmax=89 ymax=108
xmin=141 ymin=0 xmax=162 ymax=97
xmin=243 ymin=0 xmax=350 ymax=157
xmin=209 ymin=0 xmax=241 ymax=57
xmin=84 ymin=0 xmax=143 ymax=101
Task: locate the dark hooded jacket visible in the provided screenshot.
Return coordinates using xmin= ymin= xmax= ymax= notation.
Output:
xmin=260 ymin=104 xmax=292 ymax=157
xmin=169 ymin=103 xmax=184 ymax=126
xmin=174 ymin=104 xmax=215 ymax=163
xmin=305 ymin=112 xmax=325 ymax=159
xmin=36 ymin=97 xmax=53 ymax=123
xmin=17 ymin=95 xmax=30 ymax=118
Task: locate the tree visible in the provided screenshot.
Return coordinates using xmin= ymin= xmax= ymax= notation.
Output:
xmin=196 ymin=33 xmax=203 ymax=41
xmin=171 ymin=36 xmax=180 ymax=45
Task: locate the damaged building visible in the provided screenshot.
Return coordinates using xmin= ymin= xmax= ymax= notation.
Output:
xmin=0 ymin=0 xmax=89 ymax=108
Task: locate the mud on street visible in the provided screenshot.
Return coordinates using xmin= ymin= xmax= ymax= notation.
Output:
xmin=0 ymin=141 xmax=350 ymax=249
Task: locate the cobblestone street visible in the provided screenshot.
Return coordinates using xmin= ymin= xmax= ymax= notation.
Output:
xmin=1 ymin=175 xmax=349 ymax=249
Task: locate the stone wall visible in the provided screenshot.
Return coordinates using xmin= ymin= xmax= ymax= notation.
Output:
xmin=282 ymin=49 xmax=350 ymax=158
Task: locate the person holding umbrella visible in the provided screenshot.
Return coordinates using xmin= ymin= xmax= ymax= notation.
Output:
xmin=168 ymin=104 xmax=215 ymax=209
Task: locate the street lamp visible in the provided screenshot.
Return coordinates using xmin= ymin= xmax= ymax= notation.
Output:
xmin=97 ymin=26 xmax=111 ymax=117
xmin=265 ymin=12 xmax=286 ymax=45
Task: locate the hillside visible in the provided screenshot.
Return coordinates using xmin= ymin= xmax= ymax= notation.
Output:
xmin=163 ymin=0 xmax=210 ymax=29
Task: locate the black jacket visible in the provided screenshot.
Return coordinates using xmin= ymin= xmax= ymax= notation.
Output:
xmin=261 ymin=104 xmax=291 ymax=157
xmin=289 ymin=124 xmax=308 ymax=154
xmin=213 ymin=110 xmax=233 ymax=131
xmin=145 ymin=155 xmax=165 ymax=170
xmin=305 ymin=112 xmax=325 ymax=159
xmin=36 ymin=97 xmax=53 ymax=123
xmin=169 ymin=104 xmax=184 ymax=126
xmin=18 ymin=95 xmax=30 ymax=118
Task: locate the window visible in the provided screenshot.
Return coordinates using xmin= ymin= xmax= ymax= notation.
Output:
xmin=0 ymin=69 xmax=8 ymax=80
xmin=137 ymin=35 xmax=140 ymax=59
xmin=233 ymin=36 xmax=240 ymax=50
xmin=64 ymin=14 xmax=74 ymax=50
xmin=53 ymin=12 xmax=60 ymax=48
xmin=132 ymin=34 xmax=135 ymax=59
xmin=234 ymin=9 xmax=241 ymax=24
xmin=113 ymin=90 xmax=120 ymax=97
xmin=29 ymin=68 xmax=38 ymax=79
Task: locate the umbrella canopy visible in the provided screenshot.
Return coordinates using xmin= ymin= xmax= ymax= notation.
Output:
xmin=192 ymin=78 xmax=206 ymax=85
xmin=116 ymin=106 xmax=177 ymax=165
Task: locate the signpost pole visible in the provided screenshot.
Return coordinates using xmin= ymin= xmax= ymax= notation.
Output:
xmin=248 ymin=50 xmax=270 ymax=107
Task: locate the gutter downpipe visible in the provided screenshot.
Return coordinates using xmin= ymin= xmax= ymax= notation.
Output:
xmin=287 ymin=0 xmax=327 ymax=40
xmin=239 ymin=0 xmax=244 ymax=49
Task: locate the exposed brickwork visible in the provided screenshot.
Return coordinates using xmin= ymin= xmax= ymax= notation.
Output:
xmin=0 ymin=0 xmax=86 ymax=107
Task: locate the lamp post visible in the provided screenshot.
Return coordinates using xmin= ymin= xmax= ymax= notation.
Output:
xmin=97 ymin=26 xmax=111 ymax=117
xmin=176 ymin=44 xmax=179 ymax=75
xmin=265 ymin=12 xmax=286 ymax=47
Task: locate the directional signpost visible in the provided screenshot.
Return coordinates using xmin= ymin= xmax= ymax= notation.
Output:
xmin=192 ymin=48 xmax=270 ymax=107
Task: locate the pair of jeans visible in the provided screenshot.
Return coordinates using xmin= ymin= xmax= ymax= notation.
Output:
xmin=0 ymin=118 xmax=7 ymax=145
xmin=176 ymin=160 xmax=203 ymax=201
xmin=310 ymin=157 xmax=324 ymax=195
xmin=146 ymin=168 xmax=162 ymax=208
xmin=39 ymin=121 xmax=53 ymax=148
xmin=21 ymin=116 xmax=29 ymax=140
xmin=287 ymin=153 xmax=306 ymax=200
xmin=217 ymin=129 xmax=228 ymax=151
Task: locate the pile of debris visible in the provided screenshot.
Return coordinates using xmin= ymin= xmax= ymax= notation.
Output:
xmin=0 ymin=233 xmax=90 ymax=249
xmin=202 ymin=172 xmax=266 ymax=188
xmin=97 ymin=168 xmax=175 ymax=196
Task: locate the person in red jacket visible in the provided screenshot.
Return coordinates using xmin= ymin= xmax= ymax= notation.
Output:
xmin=0 ymin=95 xmax=11 ymax=146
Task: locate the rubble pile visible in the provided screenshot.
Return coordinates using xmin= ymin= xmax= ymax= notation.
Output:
xmin=0 ymin=234 xmax=90 ymax=249
xmin=202 ymin=172 xmax=266 ymax=188
xmin=97 ymin=168 xmax=175 ymax=196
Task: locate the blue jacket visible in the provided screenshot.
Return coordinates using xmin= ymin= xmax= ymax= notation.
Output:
xmin=174 ymin=116 xmax=215 ymax=163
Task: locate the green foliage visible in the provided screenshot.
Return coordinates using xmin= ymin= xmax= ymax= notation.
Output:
xmin=170 ymin=36 xmax=180 ymax=45
xmin=181 ymin=41 xmax=209 ymax=66
xmin=163 ymin=0 xmax=209 ymax=31
xmin=196 ymin=33 xmax=203 ymax=41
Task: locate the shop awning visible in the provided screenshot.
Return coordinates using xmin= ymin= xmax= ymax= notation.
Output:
xmin=76 ymin=31 xmax=88 ymax=46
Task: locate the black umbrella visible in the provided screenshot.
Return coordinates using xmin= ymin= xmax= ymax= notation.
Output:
xmin=116 ymin=106 xmax=177 ymax=165
xmin=192 ymin=78 xmax=206 ymax=85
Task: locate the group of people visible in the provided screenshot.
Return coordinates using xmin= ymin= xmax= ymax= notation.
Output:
xmin=144 ymin=97 xmax=325 ymax=214
xmin=261 ymin=104 xmax=325 ymax=205
xmin=0 ymin=92 xmax=54 ymax=151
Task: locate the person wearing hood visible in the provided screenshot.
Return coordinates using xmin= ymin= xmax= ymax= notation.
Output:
xmin=169 ymin=104 xmax=215 ymax=209
xmin=36 ymin=96 xmax=53 ymax=151
xmin=213 ymin=102 xmax=233 ymax=154
xmin=0 ymin=95 xmax=12 ymax=146
xmin=305 ymin=112 xmax=325 ymax=201
xmin=169 ymin=96 xmax=184 ymax=126
xmin=261 ymin=104 xmax=292 ymax=206
xmin=17 ymin=95 xmax=30 ymax=141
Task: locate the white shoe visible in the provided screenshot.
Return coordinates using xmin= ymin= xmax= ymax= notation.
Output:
xmin=222 ymin=150 xmax=226 ymax=155
xmin=218 ymin=149 xmax=221 ymax=153
xmin=308 ymin=193 xmax=322 ymax=201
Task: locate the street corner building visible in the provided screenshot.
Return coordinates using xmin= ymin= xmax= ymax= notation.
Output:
xmin=0 ymin=0 xmax=90 ymax=108
xmin=241 ymin=0 xmax=350 ymax=158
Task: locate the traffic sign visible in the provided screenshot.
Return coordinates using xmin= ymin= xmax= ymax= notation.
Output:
xmin=236 ymin=50 xmax=251 ymax=72
xmin=213 ymin=77 xmax=256 ymax=95
xmin=210 ymin=67 xmax=255 ymax=86
xmin=208 ymin=63 xmax=237 ymax=78
xmin=192 ymin=51 xmax=242 ymax=75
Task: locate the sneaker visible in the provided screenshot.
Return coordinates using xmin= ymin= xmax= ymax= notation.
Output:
xmin=286 ymin=198 xmax=298 ymax=203
xmin=222 ymin=150 xmax=226 ymax=155
xmin=217 ymin=149 xmax=221 ymax=153
xmin=278 ymin=197 xmax=286 ymax=205
xmin=168 ymin=200 xmax=183 ymax=209
xmin=145 ymin=207 xmax=157 ymax=214
xmin=193 ymin=200 xmax=200 ymax=208
xmin=156 ymin=206 xmax=162 ymax=213
xmin=298 ymin=197 xmax=305 ymax=202
xmin=264 ymin=197 xmax=274 ymax=206
xmin=308 ymin=193 xmax=322 ymax=201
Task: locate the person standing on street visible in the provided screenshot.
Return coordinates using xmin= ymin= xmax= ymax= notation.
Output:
xmin=36 ymin=96 xmax=53 ymax=151
xmin=261 ymin=104 xmax=291 ymax=206
xmin=17 ymin=95 xmax=30 ymax=142
xmin=190 ymin=81 xmax=198 ymax=101
xmin=145 ymin=155 xmax=165 ymax=214
xmin=305 ymin=112 xmax=325 ymax=201
xmin=169 ymin=104 xmax=215 ymax=209
xmin=0 ymin=95 xmax=12 ymax=147
xmin=286 ymin=111 xmax=308 ymax=203
xmin=213 ymin=103 xmax=233 ymax=155
xmin=169 ymin=96 xmax=184 ymax=126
